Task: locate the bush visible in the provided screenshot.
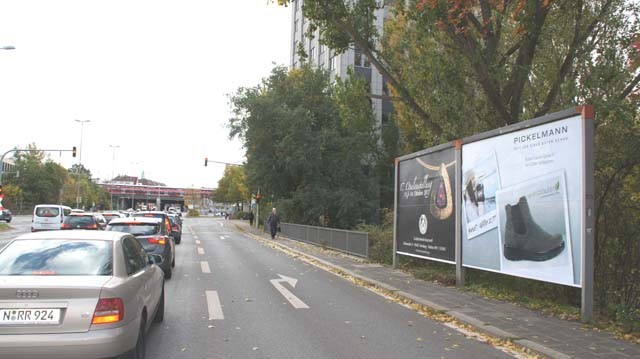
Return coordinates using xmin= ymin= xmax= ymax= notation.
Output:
xmin=358 ymin=209 xmax=394 ymax=265
xmin=187 ymin=209 xmax=200 ymax=217
xmin=234 ymin=211 xmax=248 ymax=220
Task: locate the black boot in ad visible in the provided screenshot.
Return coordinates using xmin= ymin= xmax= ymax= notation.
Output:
xmin=503 ymin=196 xmax=565 ymax=261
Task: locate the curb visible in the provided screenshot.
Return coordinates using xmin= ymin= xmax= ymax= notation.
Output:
xmin=234 ymin=223 xmax=571 ymax=359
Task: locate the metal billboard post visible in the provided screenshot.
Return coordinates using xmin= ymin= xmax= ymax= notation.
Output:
xmin=454 ymin=140 xmax=465 ymax=287
xmin=580 ymin=106 xmax=595 ymax=323
xmin=392 ymin=158 xmax=399 ymax=269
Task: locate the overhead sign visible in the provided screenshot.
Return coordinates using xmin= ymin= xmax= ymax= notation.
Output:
xmin=396 ymin=145 xmax=456 ymax=263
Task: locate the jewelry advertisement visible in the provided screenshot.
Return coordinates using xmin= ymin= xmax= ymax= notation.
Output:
xmin=396 ymin=147 xmax=456 ymax=263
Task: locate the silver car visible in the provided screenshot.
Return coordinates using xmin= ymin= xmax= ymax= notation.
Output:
xmin=0 ymin=230 xmax=165 ymax=359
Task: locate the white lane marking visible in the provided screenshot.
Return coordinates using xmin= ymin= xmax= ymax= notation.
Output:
xmin=219 ymin=236 xmax=225 ymax=240
xmin=194 ymin=235 xmax=199 ymax=240
xmin=201 ymin=261 xmax=211 ymax=273
xmin=219 ymin=222 xmax=224 ymax=227
xmin=269 ymin=274 xmax=309 ymax=309
xmin=205 ymin=291 xmax=224 ymax=320
xmin=197 ymin=247 xmax=205 ymax=255
xmin=195 ymin=240 xmax=201 ymax=244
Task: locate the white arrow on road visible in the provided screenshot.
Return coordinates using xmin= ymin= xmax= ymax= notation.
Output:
xmin=270 ymin=274 xmax=309 ymax=309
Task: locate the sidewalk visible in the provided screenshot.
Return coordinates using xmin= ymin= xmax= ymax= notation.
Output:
xmin=232 ymin=220 xmax=638 ymax=359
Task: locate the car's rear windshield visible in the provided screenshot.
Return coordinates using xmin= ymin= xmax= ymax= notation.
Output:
xmin=35 ymin=207 xmax=60 ymax=217
xmin=66 ymin=216 xmax=96 ymax=226
xmin=107 ymin=223 xmax=160 ymax=236
xmin=0 ymin=239 xmax=112 ymax=276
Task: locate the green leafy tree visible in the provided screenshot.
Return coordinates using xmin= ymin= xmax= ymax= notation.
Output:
xmin=6 ymin=144 xmax=68 ymax=205
xmin=215 ymin=166 xmax=249 ymax=211
xmin=229 ymin=66 xmax=379 ymax=228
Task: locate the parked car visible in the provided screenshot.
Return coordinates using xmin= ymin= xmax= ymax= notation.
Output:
xmin=167 ymin=213 xmax=182 ymax=243
xmin=0 ymin=230 xmax=165 ymax=359
xmin=32 ymin=204 xmax=72 ymax=232
xmin=0 ymin=208 xmax=11 ymax=223
xmin=61 ymin=213 xmax=103 ymax=230
xmin=134 ymin=211 xmax=179 ymax=244
xmin=107 ymin=217 xmax=175 ymax=279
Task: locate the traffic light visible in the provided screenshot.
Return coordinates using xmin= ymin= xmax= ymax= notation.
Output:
xmin=204 ymin=157 xmax=208 ymax=167
xmin=72 ymin=146 xmax=77 ymax=158
xmin=255 ymin=194 xmax=262 ymax=203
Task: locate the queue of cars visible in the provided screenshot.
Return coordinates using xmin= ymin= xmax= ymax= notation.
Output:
xmin=0 ymin=206 xmax=185 ymax=359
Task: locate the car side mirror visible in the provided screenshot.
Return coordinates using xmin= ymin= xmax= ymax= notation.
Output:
xmin=148 ymin=254 xmax=163 ymax=265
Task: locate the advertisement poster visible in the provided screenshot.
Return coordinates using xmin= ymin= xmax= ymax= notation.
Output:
xmin=462 ymin=116 xmax=584 ymax=287
xmin=396 ymin=147 xmax=456 ymax=263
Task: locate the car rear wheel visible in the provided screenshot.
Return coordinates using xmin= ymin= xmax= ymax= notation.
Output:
xmin=154 ymin=285 xmax=164 ymax=323
xmin=164 ymin=264 xmax=172 ymax=279
xmin=131 ymin=317 xmax=146 ymax=359
xmin=175 ymin=236 xmax=181 ymax=244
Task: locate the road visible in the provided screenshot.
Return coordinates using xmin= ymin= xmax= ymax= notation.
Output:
xmin=0 ymin=214 xmax=32 ymax=248
xmin=0 ymin=216 xmax=519 ymax=358
xmin=145 ymin=217 xmax=517 ymax=359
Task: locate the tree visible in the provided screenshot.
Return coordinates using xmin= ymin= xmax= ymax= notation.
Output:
xmin=277 ymin=0 xmax=640 ymax=143
xmin=229 ymin=66 xmax=379 ymax=228
xmin=215 ymin=166 xmax=249 ymax=211
xmin=6 ymin=144 xmax=68 ymax=205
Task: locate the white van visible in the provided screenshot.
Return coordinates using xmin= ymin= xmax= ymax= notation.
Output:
xmin=32 ymin=204 xmax=72 ymax=232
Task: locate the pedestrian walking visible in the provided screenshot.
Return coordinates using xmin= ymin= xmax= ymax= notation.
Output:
xmin=266 ymin=207 xmax=280 ymax=239
xmin=247 ymin=211 xmax=255 ymax=226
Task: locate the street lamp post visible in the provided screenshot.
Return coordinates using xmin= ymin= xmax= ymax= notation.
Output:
xmin=109 ymin=145 xmax=120 ymax=210
xmin=74 ymin=119 xmax=91 ymax=209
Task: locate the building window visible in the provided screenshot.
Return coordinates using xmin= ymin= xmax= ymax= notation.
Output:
xmin=310 ymin=46 xmax=315 ymax=63
xmin=330 ymin=56 xmax=337 ymax=72
xmin=354 ymin=47 xmax=371 ymax=68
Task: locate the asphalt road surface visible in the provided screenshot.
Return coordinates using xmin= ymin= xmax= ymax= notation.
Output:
xmin=144 ymin=217 xmax=518 ymax=359
xmin=0 ymin=214 xmax=32 ymax=248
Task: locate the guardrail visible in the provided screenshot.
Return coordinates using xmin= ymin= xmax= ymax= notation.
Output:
xmin=266 ymin=222 xmax=368 ymax=258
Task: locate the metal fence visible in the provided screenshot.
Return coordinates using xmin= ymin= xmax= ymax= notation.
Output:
xmin=265 ymin=222 xmax=369 ymax=258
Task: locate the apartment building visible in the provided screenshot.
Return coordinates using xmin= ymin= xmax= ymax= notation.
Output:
xmin=289 ymin=0 xmax=393 ymax=127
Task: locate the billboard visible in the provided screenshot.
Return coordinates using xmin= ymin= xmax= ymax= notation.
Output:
xmin=461 ymin=115 xmax=584 ymax=287
xmin=396 ymin=145 xmax=456 ymax=263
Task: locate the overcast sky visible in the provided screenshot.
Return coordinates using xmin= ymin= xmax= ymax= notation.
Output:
xmin=0 ymin=0 xmax=291 ymax=189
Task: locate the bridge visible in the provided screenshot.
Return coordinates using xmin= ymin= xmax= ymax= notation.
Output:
xmin=98 ymin=183 xmax=214 ymax=211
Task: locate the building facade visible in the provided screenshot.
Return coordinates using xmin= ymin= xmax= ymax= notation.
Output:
xmin=289 ymin=0 xmax=393 ymax=128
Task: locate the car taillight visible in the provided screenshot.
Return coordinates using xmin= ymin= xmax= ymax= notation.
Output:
xmin=172 ymin=225 xmax=178 ymax=231
xmin=61 ymin=223 xmax=71 ymax=229
xmin=148 ymin=237 xmax=166 ymax=245
xmin=92 ymin=298 xmax=124 ymax=324
xmin=89 ymin=224 xmax=98 ymax=229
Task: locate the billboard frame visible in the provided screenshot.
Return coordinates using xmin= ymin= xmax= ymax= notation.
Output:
xmin=393 ymin=141 xmax=458 ymax=267
xmin=459 ymin=106 xmax=594 ymax=322
xmin=393 ymin=106 xmax=594 ymax=322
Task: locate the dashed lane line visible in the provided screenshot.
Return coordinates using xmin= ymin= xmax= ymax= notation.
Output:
xmin=197 ymin=247 xmax=205 ymax=255
xmin=201 ymin=261 xmax=211 ymax=274
xmin=205 ymin=291 xmax=224 ymax=320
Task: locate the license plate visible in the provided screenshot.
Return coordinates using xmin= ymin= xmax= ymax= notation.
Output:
xmin=0 ymin=308 xmax=61 ymax=325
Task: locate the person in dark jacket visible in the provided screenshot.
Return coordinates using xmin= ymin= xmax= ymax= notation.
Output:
xmin=266 ymin=208 xmax=280 ymax=239
xmin=247 ymin=211 xmax=255 ymax=226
